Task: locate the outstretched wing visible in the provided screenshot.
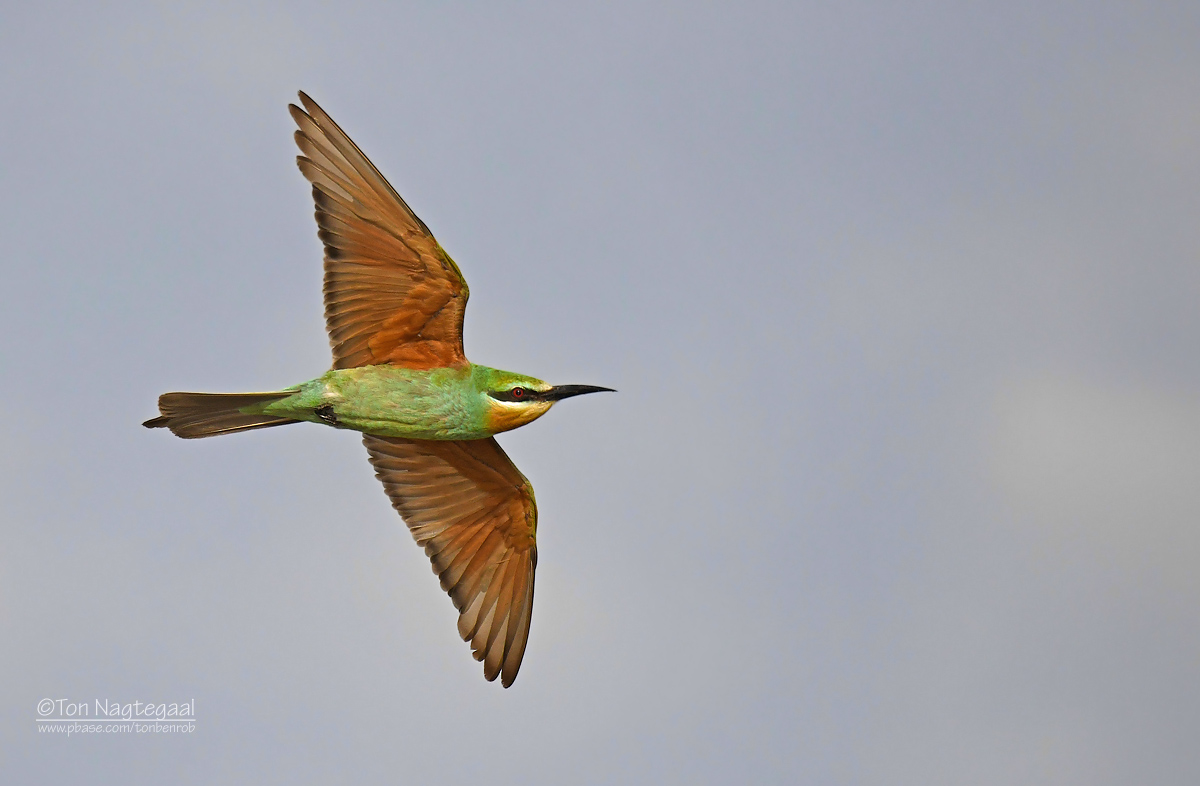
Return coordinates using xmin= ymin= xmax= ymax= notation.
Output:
xmin=290 ymin=92 xmax=469 ymax=370
xmin=363 ymin=435 xmax=538 ymax=688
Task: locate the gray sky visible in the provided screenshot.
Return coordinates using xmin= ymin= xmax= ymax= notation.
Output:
xmin=3 ymin=2 xmax=1199 ymax=783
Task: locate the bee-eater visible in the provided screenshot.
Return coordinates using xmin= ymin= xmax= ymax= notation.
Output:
xmin=145 ymin=92 xmax=612 ymax=688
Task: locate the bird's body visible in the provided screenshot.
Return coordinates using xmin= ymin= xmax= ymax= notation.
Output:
xmin=145 ymin=92 xmax=610 ymax=687
xmin=252 ymin=364 xmax=554 ymax=440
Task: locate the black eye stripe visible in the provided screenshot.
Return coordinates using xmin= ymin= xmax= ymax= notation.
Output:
xmin=488 ymin=387 xmax=539 ymax=402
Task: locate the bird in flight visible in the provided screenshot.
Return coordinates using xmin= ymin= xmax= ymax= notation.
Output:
xmin=145 ymin=92 xmax=612 ymax=687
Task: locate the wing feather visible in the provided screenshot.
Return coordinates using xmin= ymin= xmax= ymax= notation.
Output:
xmin=364 ymin=435 xmax=538 ymax=687
xmin=291 ymin=92 xmax=469 ymax=369
xmin=500 ymin=562 xmax=535 ymax=686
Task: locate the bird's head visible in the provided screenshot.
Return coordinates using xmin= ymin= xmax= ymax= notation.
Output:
xmin=475 ymin=367 xmax=614 ymax=434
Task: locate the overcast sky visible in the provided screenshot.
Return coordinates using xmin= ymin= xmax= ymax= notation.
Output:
xmin=3 ymin=2 xmax=1199 ymax=783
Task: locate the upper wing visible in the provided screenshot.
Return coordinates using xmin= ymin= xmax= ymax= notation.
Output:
xmin=290 ymin=92 xmax=469 ymax=370
xmin=363 ymin=435 xmax=538 ymax=688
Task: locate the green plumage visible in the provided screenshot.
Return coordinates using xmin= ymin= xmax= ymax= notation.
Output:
xmin=247 ymin=365 xmax=544 ymax=440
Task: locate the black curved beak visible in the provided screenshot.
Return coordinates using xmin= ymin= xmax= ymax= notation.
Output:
xmin=541 ymin=384 xmax=616 ymax=401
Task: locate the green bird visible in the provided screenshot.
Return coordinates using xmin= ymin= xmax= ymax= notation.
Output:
xmin=144 ymin=92 xmax=612 ymax=688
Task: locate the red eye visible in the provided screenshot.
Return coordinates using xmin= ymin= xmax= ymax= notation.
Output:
xmin=511 ymin=387 xmax=525 ymax=398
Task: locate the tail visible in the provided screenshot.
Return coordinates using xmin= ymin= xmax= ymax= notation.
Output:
xmin=143 ymin=390 xmax=299 ymax=439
